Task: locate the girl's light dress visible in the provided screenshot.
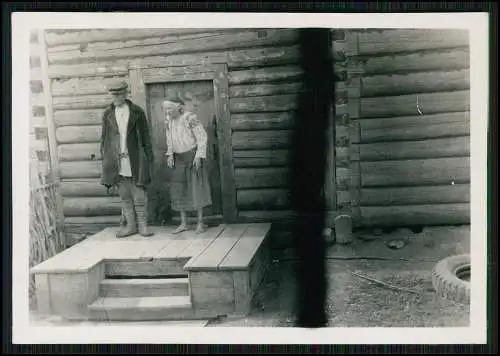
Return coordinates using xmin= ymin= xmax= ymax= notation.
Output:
xmin=166 ymin=111 xmax=212 ymax=212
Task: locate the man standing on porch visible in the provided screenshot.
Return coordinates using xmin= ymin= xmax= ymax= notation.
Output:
xmin=163 ymin=96 xmax=212 ymax=235
xmin=100 ymin=80 xmax=155 ymax=238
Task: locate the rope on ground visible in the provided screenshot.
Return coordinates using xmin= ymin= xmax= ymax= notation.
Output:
xmin=350 ymin=271 xmax=422 ymax=295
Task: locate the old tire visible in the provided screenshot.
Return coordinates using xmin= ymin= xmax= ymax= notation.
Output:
xmin=431 ymin=254 xmax=471 ymax=303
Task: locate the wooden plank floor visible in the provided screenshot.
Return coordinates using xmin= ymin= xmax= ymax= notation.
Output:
xmin=31 ymin=224 xmax=240 ymax=273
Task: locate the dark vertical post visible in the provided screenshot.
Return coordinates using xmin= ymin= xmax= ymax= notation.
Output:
xmin=291 ymin=29 xmax=333 ymax=327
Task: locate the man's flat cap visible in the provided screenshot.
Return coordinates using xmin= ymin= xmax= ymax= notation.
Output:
xmin=107 ymin=80 xmax=128 ymax=93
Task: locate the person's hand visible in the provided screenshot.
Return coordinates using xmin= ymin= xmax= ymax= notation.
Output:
xmin=167 ymin=155 xmax=174 ymax=168
xmin=193 ymin=157 xmax=201 ymax=170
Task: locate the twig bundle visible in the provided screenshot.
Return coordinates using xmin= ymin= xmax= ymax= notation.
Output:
xmin=29 ymin=164 xmax=65 ymax=307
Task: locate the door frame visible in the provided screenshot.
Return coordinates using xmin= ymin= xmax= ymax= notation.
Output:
xmin=128 ymin=64 xmax=238 ymax=223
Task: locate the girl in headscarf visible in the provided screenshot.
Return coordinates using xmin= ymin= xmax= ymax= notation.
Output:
xmin=163 ymin=96 xmax=212 ymax=234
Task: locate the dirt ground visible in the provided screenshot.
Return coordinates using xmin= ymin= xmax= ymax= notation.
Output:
xmin=29 ymin=225 xmax=471 ymax=328
xmin=207 ymin=225 xmax=471 ymax=327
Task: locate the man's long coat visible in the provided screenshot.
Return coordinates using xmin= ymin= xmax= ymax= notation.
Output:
xmin=100 ymin=99 xmax=154 ymax=187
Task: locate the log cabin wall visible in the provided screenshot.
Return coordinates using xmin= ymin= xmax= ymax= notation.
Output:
xmin=43 ymin=28 xmax=309 ymax=236
xmin=29 ymin=30 xmax=51 ymax=179
xmin=333 ymin=29 xmax=471 ymax=229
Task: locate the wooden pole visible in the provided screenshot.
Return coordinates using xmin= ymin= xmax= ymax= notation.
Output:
xmin=38 ymin=29 xmax=66 ymax=248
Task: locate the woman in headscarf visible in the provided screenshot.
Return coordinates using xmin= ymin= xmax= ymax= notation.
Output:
xmin=163 ymin=96 xmax=212 ymax=234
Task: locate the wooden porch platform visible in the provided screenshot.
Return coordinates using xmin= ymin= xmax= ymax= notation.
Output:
xmin=30 ymin=223 xmax=271 ymax=322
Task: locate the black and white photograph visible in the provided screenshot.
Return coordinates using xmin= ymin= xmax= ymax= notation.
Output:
xmin=11 ymin=11 xmax=489 ymax=345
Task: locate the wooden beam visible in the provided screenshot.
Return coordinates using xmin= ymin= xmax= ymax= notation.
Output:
xmin=52 ymin=94 xmax=110 ymax=110
xmin=51 ymin=75 xmax=129 ymax=97
xmin=360 ymin=90 xmax=470 ymax=119
xmin=229 ymin=81 xmax=304 ymax=98
xmin=361 ymin=69 xmax=470 ymax=98
xmin=55 ymin=125 xmax=101 ymax=144
xmin=361 ymin=47 xmax=469 ymax=75
xmin=360 ymin=203 xmax=470 ymax=226
xmin=232 ymin=149 xmax=290 ymax=168
xmin=356 ymin=29 xmax=469 ymax=55
xmin=361 ymin=157 xmax=470 ymax=187
xmin=237 ymin=188 xmax=291 ymax=210
xmin=232 ymin=130 xmax=293 ymax=150
xmin=353 ymin=112 xmax=470 ymax=143
xmin=230 ymin=94 xmax=299 ymax=113
xmin=234 ymin=167 xmax=289 ymax=189
xmin=228 ymin=65 xmax=303 ymax=85
xmin=44 ymin=28 xmax=233 ymax=47
xmin=38 ymin=29 xmax=66 ymax=243
xmin=142 ymin=65 xmax=217 ymax=84
xmin=336 ymin=136 xmax=470 ymax=162
xmin=53 ymin=109 xmax=104 ymax=127
xmin=231 ymin=112 xmax=296 ymax=131
xmin=60 ymin=179 xmax=116 ymax=197
xmin=59 ymin=160 xmax=101 ymax=179
xmin=128 ymin=68 xmax=147 ymax=116
xmin=213 ymin=64 xmax=238 ymax=223
xmin=337 ymin=184 xmax=470 ymax=207
xmin=57 ymin=143 xmax=101 ymax=161
xmin=63 ymin=196 xmax=122 ymax=217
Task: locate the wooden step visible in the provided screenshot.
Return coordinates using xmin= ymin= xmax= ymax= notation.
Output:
xmin=88 ymin=296 xmax=197 ymax=321
xmin=104 ymin=259 xmax=189 ymax=278
xmin=100 ymin=278 xmax=190 ymax=298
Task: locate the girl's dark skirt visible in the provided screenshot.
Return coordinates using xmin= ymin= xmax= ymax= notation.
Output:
xmin=170 ymin=148 xmax=212 ymax=212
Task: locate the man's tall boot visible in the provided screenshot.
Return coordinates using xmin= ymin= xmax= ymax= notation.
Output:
xmin=116 ymin=201 xmax=138 ymax=238
xmin=135 ymin=204 xmax=154 ymax=237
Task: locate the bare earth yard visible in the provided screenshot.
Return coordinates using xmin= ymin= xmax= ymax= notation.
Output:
xmin=208 ymin=225 xmax=471 ymax=327
xmin=30 ymin=225 xmax=470 ymax=328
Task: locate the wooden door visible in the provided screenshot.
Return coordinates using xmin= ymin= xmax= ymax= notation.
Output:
xmin=146 ymin=80 xmax=223 ymax=225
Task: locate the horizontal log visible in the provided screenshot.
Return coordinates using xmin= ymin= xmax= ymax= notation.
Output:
xmin=48 ymin=45 xmax=301 ymax=78
xmin=232 ymin=130 xmax=293 ymax=150
xmin=235 ymin=167 xmax=289 ymax=189
xmin=237 ymin=188 xmax=291 ymax=210
xmin=229 ymin=65 xmax=303 ymax=85
xmin=48 ymin=60 xmax=129 ymax=78
xmin=360 ymin=90 xmax=470 ymax=118
xmin=337 ymin=136 xmax=470 ymax=163
xmin=141 ymin=64 xmax=218 ymax=83
xmin=353 ymin=112 xmax=470 ymax=143
xmin=58 ymin=143 xmax=101 ymax=161
xmin=48 ymin=29 xmax=243 ymax=55
xmin=361 ymin=157 xmax=470 ymax=187
xmin=65 ymin=215 xmax=122 ymax=225
xmin=63 ymin=196 xmax=122 ymax=217
xmin=231 ymin=112 xmax=296 ymax=131
xmin=238 ymin=210 xmax=340 ymax=227
xmin=51 ymin=75 xmax=129 ymax=97
xmin=59 ymin=160 xmax=101 ymax=179
xmin=52 ymin=94 xmax=111 ymax=110
xmin=53 ymin=109 xmax=104 ymax=127
xmin=230 ymin=94 xmax=299 ymax=113
xmin=229 ymin=81 xmax=304 ymax=98
xmin=356 ymin=29 xmax=469 ymax=55
xmin=45 ymin=28 xmax=234 ymax=47
xmin=360 ymin=203 xmax=470 ymax=227
xmin=56 ymin=125 xmax=101 ymax=144
xmin=337 ymin=184 xmax=470 ymax=206
xmin=233 ymin=149 xmax=290 ymax=168
xmin=361 ymin=69 xmax=470 ymax=98
xmin=64 ymin=215 xmax=121 ymax=235
xmin=361 ymin=47 xmax=469 ymax=75
xmin=48 ymin=29 xmax=299 ymax=64
xmin=60 ymin=178 xmax=116 ymax=197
